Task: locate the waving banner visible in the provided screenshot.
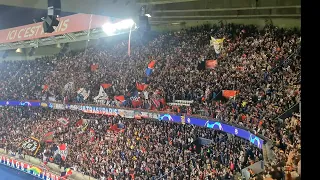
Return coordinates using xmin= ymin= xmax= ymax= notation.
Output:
xmin=145 ymin=60 xmax=156 ymax=76
xmin=42 ymin=131 xmax=54 ymax=143
xmin=77 ymin=88 xmax=90 ymax=100
xmin=210 ymin=37 xmax=225 ymax=54
xmin=222 ymin=90 xmax=239 ymax=99
xmin=94 ymin=86 xmax=108 ymax=104
xmin=205 ymin=60 xmax=218 ymax=69
xmin=57 ymin=118 xmax=69 ymax=126
xmin=75 ymin=119 xmax=89 ymax=133
xmin=20 ymin=137 xmax=40 ymax=155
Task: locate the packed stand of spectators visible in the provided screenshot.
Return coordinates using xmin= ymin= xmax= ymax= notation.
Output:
xmin=0 ymin=106 xmax=263 ymax=179
xmin=0 ymin=23 xmax=301 ymax=179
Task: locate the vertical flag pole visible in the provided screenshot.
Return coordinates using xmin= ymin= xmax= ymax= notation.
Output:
xmin=84 ymin=14 xmax=93 ymax=56
xmin=128 ymin=24 xmax=133 ymax=57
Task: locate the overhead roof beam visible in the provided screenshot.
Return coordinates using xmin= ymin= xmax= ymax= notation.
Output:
xmin=137 ymin=0 xmax=199 ymax=5
xmin=151 ymin=14 xmax=301 ymax=19
xmin=0 ymin=0 xmax=140 ymax=18
xmin=153 ymin=5 xmax=301 ymax=13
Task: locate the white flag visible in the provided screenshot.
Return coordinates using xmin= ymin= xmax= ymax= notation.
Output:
xmin=210 ymin=37 xmax=225 ymax=54
xmin=94 ymin=86 xmax=108 ymax=103
xmin=143 ymin=91 xmax=149 ymax=100
xmin=77 ymin=88 xmax=90 ymax=100
xmin=64 ymin=82 xmax=74 ymax=92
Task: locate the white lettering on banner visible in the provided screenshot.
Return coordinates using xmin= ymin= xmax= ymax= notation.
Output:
xmin=68 ymin=104 xmax=79 ymax=110
xmin=80 ymin=105 xmax=120 ymax=115
xmin=26 ymin=164 xmax=31 ymax=173
xmin=24 ymin=27 xmax=31 ymax=38
xmin=21 ymin=162 xmax=24 ymax=170
xmin=130 ymin=96 xmax=140 ymax=101
xmin=5 ymin=19 xmax=70 ymax=41
xmin=53 ymin=103 xmax=65 ymax=110
xmin=0 ymin=155 xmax=61 ymax=180
xmin=18 ymin=28 xmax=25 ymax=38
xmin=10 ymin=159 xmax=14 ymax=167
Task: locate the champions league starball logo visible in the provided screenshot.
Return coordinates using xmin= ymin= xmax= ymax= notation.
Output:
xmin=159 ymin=114 xmax=173 ymax=121
xmin=204 ymin=121 xmax=223 ymax=130
xmin=19 ymin=101 xmax=32 ymax=106
xmin=187 ymin=118 xmax=191 ymax=124
xmin=249 ymin=134 xmax=262 ymax=148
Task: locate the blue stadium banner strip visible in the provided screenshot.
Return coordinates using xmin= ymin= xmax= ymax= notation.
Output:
xmin=0 ymin=100 xmax=263 ymax=148
xmin=159 ymin=114 xmax=264 ymax=148
xmin=0 ymin=101 xmax=41 ymax=107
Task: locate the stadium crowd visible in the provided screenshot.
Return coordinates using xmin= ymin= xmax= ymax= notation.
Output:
xmin=0 ymin=23 xmax=301 ymax=179
xmin=1 ymin=106 xmax=263 ymax=179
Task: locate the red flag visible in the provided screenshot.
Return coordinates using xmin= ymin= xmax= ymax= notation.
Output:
xmin=136 ymin=83 xmax=148 ymax=92
xmin=131 ymin=96 xmax=142 ymax=108
xmin=159 ymin=98 xmax=166 ymax=105
xmin=205 ymin=60 xmax=218 ymax=69
xmin=42 ymin=85 xmax=49 ymax=92
xmin=147 ymin=60 xmax=156 ymax=69
xmin=90 ymin=64 xmax=98 ymax=71
xmin=114 ymin=95 xmax=125 ymax=102
xmin=222 ymin=90 xmax=239 ymax=98
xmin=151 ymin=98 xmax=160 ymax=108
xmin=57 ymin=144 xmax=68 ymax=161
xmin=75 ymin=119 xmax=84 ymax=127
xmin=101 ymin=83 xmax=112 ymax=89
xmin=236 ymin=66 xmax=245 ymax=71
xmin=109 ymin=124 xmax=120 ymax=133
xmin=42 ymin=131 xmax=54 ymax=143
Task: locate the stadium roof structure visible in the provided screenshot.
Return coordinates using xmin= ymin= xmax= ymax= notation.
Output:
xmin=2 ymin=0 xmax=301 ymax=22
xmin=0 ymin=0 xmax=300 ymax=51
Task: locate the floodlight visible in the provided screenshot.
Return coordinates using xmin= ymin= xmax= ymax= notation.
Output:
xmin=102 ymin=19 xmax=135 ymax=36
xmin=16 ymin=48 xmax=22 ymax=53
xmin=102 ymin=23 xmax=116 ymax=36
xmin=115 ymin=19 xmax=135 ymax=30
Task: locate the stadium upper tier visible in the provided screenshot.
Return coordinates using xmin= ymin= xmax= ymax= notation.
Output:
xmin=0 ymin=23 xmax=300 ymax=179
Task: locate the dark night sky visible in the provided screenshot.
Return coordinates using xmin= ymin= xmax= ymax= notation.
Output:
xmin=0 ymin=5 xmax=75 ymax=30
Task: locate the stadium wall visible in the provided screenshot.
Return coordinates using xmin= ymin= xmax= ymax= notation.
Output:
xmin=152 ymin=18 xmax=300 ymax=32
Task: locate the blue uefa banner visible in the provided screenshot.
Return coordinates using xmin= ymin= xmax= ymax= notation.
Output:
xmin=0 ymin=100 xmax=264 ymax=148
xmin=0 ymin=101 xmax=41 ymax=107
xmin=0 ymin=155 xmax=61 ymax=180
xmin=159 ymin=114 xmax=263 ymax=148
